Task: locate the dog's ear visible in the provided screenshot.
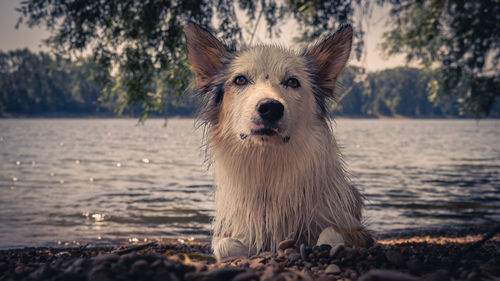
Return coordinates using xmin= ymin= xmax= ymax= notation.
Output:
xmin=306 ymin=25 xmax=353 ymax=94
xmin=185 ymin=24 xmax=228 ymax=89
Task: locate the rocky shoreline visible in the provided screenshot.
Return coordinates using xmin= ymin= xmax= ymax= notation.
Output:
xmin=1 ymin=226 xmax=498 ymax=281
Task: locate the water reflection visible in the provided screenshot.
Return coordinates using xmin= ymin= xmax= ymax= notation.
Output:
xmin=0 ymin=118 xmax=498 ymax=248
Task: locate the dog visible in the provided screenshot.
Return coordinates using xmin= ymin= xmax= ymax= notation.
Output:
xmin=185 ymin=23 xmax=373 ymax=259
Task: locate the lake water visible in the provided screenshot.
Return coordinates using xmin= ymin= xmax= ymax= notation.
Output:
xmin=0 ymin=119 xmax=499 ymax=248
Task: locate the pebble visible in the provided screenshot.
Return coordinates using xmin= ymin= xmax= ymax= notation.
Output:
xmin=343 ymin=247 xmax=356 ymax=261
xmin=93 ymin=253 xmax=119 ymax=265
xmin=347 ymin=269 xmax=358 ymax=279
xmin=406 ymin=257 xmax=423 ymax=274
xmin=88 ymin=263 xmax=111 ymax=281
xmin=209 ymin=267 xmax=246 ymax=279
xmin=130 ymin=259 xmax=148 ymax=273
xmin=300 ymin=243 xmax=307 ymax=261
xmin=261 ymin=266 xmax=276 ymax=280
xmin=119 ymin=252 xmax=139 ymax=266
xmin=358 ymin=269 xmax=421 ymax=281
xmin=316 ymin=276 xmax=336 ymax=281
xmin=64 ymin=258 xmax=86 ymax=274
xmin=152 ymin=267 xmax=171 ymax=280
xmin=278 ymin=239 xmax=295 ymax=250
xmin=329 ymin=243 xmax=345 ymax=258
xmin=385 ymin=250 xmax=404 ymax=266
xmin=318 ymin=244 xmax=332 ymax=252
xmin=258 ymin=251 xmax=273 ymax=258
xmin=232 ymin=270 xmax=259 ymax=281
xmin=249 ymin=258 xmax=265 ymax=269
xmin=325 ymin=264 xmax=341 ymax=274
xmin=151 ymin=259 xmax=163 ymax=268
xmin=288 ymin=253 xmax=301 ymax=263
xmin=423 ymin=269 xmax=449 ymax=281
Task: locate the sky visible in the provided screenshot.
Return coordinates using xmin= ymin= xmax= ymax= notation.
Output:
xmin=0 ymin=1 xmax=410 ymax=72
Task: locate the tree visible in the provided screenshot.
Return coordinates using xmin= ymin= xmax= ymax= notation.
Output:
xmin=19 ymin=1 xmax=497 ymax=117
xmin=331 ymin=66 xmax=365 ymax=115
xmin=16 ymin=0 xmax=368 ymax=119
xmin=382 ymin=0 xmax=500 ymax=117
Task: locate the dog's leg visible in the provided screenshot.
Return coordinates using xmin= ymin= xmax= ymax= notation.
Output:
xmin=316 ymin=227 xmax=344 ymax=246
xmin=212 ymin=237 xmax=248 ymax=259
xmin=341 ymin=226 xmax=374 ymax=248
xmin=317 ymin=226 xmax=374 ymax=248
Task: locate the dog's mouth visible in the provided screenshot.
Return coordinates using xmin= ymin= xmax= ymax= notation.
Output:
xmin=251 ymin=128 xmax=277 ymax=136
xmin=240 ymin=126 xmax=291 ymax=144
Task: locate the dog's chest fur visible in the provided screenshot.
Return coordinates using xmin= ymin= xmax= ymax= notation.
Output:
xmin=211 ymin=127 xmax=347 ymax=253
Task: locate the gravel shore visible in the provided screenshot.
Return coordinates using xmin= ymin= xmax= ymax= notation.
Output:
xmin=1 ymin=226 xmax=498 ymax=281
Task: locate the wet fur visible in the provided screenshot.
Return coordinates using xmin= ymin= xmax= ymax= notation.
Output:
xmin=185 ymin=24 xmax=372 ymax=258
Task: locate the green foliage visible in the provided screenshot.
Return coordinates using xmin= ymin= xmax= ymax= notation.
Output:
xmin=287 ymin=0 xmax=378 ymax=59
xmin=333 ymin=66 xmax=481 ymax=117
xmin=382 ymin=0 xmax=500 ymax=117
xmin=0 ymin=49 xmax=107 ymax=115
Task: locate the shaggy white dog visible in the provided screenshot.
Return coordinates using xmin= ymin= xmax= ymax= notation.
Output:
xmin=185 ymin=24 xmax=373 ymax=259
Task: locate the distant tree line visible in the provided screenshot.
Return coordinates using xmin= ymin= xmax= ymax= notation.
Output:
xmin=332 ymin=66 xmax=500 ymax=117
xmin=1 ymin=49 xmax=498 ymax=118
xmin=0 ymin=49 xmax=108 ymax=115
xmin=0 ymin=49 xmax=197 ymax=117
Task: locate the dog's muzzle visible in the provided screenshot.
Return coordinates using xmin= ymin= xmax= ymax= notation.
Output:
xmin=239 ymin=98 xmax=291 ymax=143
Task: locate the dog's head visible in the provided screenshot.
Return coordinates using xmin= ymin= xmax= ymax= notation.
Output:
xmin=185 ymin=24 xmax=352 ymax=146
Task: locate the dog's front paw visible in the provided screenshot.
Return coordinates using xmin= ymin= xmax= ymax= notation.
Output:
xmin=213 ymin=238 xmax=248 ymax=259
xmin=316 ymin=227 xmax=344 ymax=247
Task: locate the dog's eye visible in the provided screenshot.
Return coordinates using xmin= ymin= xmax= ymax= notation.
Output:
xmin=234 ymin=75 xmax=248 ymax=86
xmin=286 ymin=78 xmax=300 ymax=88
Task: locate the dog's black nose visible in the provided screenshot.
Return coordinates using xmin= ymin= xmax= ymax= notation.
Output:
xmin=257 ymin=99 xmax=284 ymax=122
